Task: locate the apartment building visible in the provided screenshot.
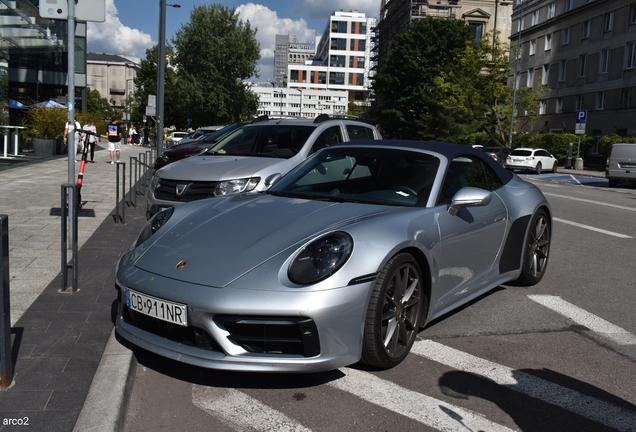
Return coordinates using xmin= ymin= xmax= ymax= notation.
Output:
xmin=511 ymin=0 xmax=636 ymax=138
xmin=285 ymin=10 xmax=376 ymax=107
xmin=274 ymin=35 xmax=321 ymax=87
xmin=86 ymin=53 xmax=138 ymax=110
xmin=252 ymin=84 xmax=348 ymax=118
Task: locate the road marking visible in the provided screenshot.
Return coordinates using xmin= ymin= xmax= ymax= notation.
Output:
xmin=330 ymin=367 xmax=515 ymax=432
xmin=192 ymin=385 xmax=312 ymax=432
xmin=553 ymin=217 xmax=633 ymax=238
xmin=544 ymin=192 xmax=636 ymax=212
xmin=412 ymin=340 xmax=636 ymax=432
xmin=528 ymin=295 xmax=636 ymax=345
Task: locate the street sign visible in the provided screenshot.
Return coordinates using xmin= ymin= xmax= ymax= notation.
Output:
xmin=148 ymin=95 xmax=156 ymax=107
xmin=145 ymin=106 xmax=156 ymax=116
xmin=143 ymin=115 xmax=147 ymax=123
xmin=575 ymin=110 xmax=587 ymax=135
xmin=40 ymin=0 xmax=106 ymax=22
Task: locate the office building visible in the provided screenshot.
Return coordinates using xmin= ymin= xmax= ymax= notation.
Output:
xmin=86 ymin=53 xmax=138 ymax=110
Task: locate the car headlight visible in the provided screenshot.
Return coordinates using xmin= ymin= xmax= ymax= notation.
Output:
xmin=161 ymin=153 xmax=169 ymax=162
xmin=215 ymin=177 xmax=260 ymax=196
xmin=149 ymin=174 xmax=161 ymax=192
xmin=135 ymin=207 xmax=174 ymax=247
xmin=288 ymin=232 xmax=353 ymax=285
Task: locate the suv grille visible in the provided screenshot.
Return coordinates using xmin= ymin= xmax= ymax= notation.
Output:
xmin=155 ymin=179 xmax=219 ymax=202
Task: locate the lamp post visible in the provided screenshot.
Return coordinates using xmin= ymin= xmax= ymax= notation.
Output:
xmin=157 ymin=0 xmax=180 ymax=156
xmin=295 ymin=88 xmax=302 ymax=117
xmin=492 ymin=0 xmax=511 ymax=50
xmin=125 ymin=78 xmax=134 ymax=142
xmin=508 ymin=0 xmax=525 ymax=149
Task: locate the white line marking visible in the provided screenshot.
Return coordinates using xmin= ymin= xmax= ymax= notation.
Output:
xmin=544 ymin=192 xmax=636 ymax=212
xmin=192 ymin=386 xmax=312 ymax=432
xmin=330 ymin=367 xmax=516 ymax=432
xmin=528 ymin=295 xmax=636 ymax=345
xmin=569 ymin=174 xmax=582 ymax=186
xmin=553 ymin=217 xmax=633 ymax=238
xmin=412 ymin=340 xmax=636 ymax=432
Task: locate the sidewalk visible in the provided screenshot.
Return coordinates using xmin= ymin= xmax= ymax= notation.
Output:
xmin=0 ymin=144 xmax=153 ymax=431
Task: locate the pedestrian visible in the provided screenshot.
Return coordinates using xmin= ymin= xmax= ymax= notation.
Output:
xmin=63 ymin=115 xmax=83 ymax=163
xmin=107 ymin=117 xmax=122 ymax=164
xmin=130 ymin=123 xmax=138 ymax=145
xmin=82 ymin=118 xmax=98 ymax=163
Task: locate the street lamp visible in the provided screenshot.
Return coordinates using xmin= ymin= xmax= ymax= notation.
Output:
xmin=157 ymin=0 xmax=181 ymax=156
xmin=508 ymin=0 xmax=525 ymax=149
xmin=492 ymin=0 xmax=511 ymax=50
xmin=295 ymin=88 xmax=302 ymax=117
xmin=125 ymin=78 xmax=134 ymax=143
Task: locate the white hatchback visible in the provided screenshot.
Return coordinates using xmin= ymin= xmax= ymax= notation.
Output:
xmin=505 ymin=148 xmax=558 ymax=174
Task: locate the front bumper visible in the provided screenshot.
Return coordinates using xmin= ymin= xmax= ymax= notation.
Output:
xmin=115 ymin=266 xmax=373 ymax=373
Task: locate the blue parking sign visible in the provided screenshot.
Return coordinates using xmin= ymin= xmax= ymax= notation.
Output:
xmin=576 ymin=110 xmax=587 ymax=124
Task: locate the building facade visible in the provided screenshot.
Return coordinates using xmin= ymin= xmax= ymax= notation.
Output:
xmin=274 ymin=34 xmax=321 ymax=87
xmin=252 ymin=84 xmax=348 ymax=118
xmin=510 ymin=0 xmax=636 ymax=139
xmin=375 ymin=0 xmax=514 ymax=73
xmin=86 ymin=53 xmax=138 ymax=112
xmin=286 ymin=10 xmax=377 ymax=107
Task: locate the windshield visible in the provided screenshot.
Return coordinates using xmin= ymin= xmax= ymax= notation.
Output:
xmin=269 ymin=147 xmax=439 ymax=207
xmin=203 ymin=125 xmax=315 ymax=158
xmin=510 ymin=149 xmax=532 ymax=156
xmin=200 ymin=122 xmax=247 ymax=144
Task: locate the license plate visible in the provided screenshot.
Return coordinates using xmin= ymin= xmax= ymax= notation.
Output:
xmin=126 ymin=288 xmax=188 ymax=326
xmin=620 ymin=164 xmax=635 ymax=168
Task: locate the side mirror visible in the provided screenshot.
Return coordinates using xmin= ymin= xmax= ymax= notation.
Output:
xmin=448 ymin=187 xmax=492 ymax=216
xmin=264 ymin=173 xmax=283 ymax=189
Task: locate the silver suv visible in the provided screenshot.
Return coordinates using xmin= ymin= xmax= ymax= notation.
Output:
xmin=146 ymin=115 xmax=382 ymax=218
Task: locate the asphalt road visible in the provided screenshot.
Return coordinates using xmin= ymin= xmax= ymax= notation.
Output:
xmin=122 ymin=174 xmax=636 ymax=432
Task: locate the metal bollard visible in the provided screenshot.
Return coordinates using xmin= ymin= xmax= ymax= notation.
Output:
xmin=1 ymin=214 xmax=12 ymax=389
xmin=128 ymin=157 xmax=139 ymax=208
xmin=60 ymin=184 xmax=79 ymax=292
xmin=115 ymin=162 xmax=126 ymax=224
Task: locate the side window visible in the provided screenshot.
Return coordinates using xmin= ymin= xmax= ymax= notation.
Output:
xmin=438 ymin=157 xmax=503 ymax=204
xmin=311 ymin=126 xmax=343 ymax=153
xmin=346 ymin=124 xmax=375 ymax=141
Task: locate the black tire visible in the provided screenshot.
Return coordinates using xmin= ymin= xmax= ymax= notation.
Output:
xmin=552 ymin=161 xmax=558 ymax=173
xmin=361 ymin=253 xmax=427 ymax=369
xmin=608 ymin=179 xmax=618 ymax=188
xmin=514 ymin=209 xmax=551 ymax=286
xmin=535 ymin=162 xmax=542 ymax=175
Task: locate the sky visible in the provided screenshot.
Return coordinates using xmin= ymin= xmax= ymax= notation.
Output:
xmin=86 ymin=0 xmax=380 ymax=81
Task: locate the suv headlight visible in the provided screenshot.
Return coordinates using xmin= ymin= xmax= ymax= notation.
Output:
xmin=215 ymin=177 xmax=260 ymax=196
xmin=288 ymin=232 xmax=353 ymax=285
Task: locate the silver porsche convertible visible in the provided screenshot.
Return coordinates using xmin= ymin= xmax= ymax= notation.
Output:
xmin=115 ymin=140 xmax=551 ymax=372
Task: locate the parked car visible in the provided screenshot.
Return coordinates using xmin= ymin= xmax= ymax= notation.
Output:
xmin=481 ymin=146 xmax=510 ymax=166
xmin=154 ymin=122 xmax=251 ymax=171
xmin=146 ymin=114 xmax=383 ymax=218
xmin=115 ymin=140 xmax=552 ymax=372
xmin=166 ymin=131 xmax=189 ymax=148
xmin=606 ymin=143 xmax=636 ymax=187
xmin=179 ymin=126 xmax=225 ymax=145
xmin=505 ymin=148 xmax=558 ymax=174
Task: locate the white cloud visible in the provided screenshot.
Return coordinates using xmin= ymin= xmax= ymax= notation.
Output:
xmin=86 ymin=0 xmax=154 ymax=59
xmin=291 ymin=0 xmax=380 ymax=20
xmin=237 ymin=3 xmax=317 ymax=81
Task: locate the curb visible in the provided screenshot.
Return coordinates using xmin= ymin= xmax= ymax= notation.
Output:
xmin=73 ymin=329 xmax=135 ymax=432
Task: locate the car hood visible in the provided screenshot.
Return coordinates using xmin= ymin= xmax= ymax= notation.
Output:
xmin=132 ymin=194 xmax=398 ymax=287
xmin=157 ymin=154 xmax=289 ymax=182
xmin=165 ymin=142 xmax=210 ymax=157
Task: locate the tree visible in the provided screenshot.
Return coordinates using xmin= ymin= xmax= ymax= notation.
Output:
xmin=373 ymin=17 xmax=475 ymax=140
xmin=86 ymin=88 xmax=118 ymax=122
xmin=172 ymin=4 xmax=260 ymax=126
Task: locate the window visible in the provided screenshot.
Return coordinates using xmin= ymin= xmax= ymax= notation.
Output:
xmin=556 ymin=97 xmax=563 ymax=113
xmin=531 ymin=11 xmax=539 ymax=26
xmin=529 ymin=39 xmax=536 ymax=55
xmin=604 ymin=12 xmax=614 ymax=32
xmin=358 ymin=22 xmax=367 ymax=35
xmin=547 ymin=3 xmax=556 ymax=19
xmin=600 ymin=49 xmax=610 ymax=74
xmin=469 ymin=22 xmax=484 ymax=45
xmin=346 ymin=125 xmax=375 ymax=141
xmin=349 ymin=39 xmax=366 ymax=51
xmin=348 ymin=73 xmax=364 ymax=85
xmin=539 ymin=100 xmax=547 ymax=115
xmin=581 ymin=21 xmax=590 ymax=39
xmin=579 ymin=54 xmax=587 ymax=77
xmin=596 ymin=92 xmax=606 ymax=110
xmin=542 ymin=64 xmax=550 ymax=85
xmin=330 ymin=38 xmax=347 ymax=50
xmin=330 ymin=55 xmax=346 ymax=67
xmin=514 ymin=71 xmax=520 ymax=90
xmin=631 ymin=4 xmax=636 ymax=24
xmin=621 ymin=88 xmax=632 ymax=108
xmin=527 ymin=68 xmax=534 ymax=87
xmin=329 ymin=72 xmax=345 ymax=85
xmin=439 ymin=157 xmax=503 ymax=205
xmin=576 ymin=94 xmax=584 ymax=110
xmin=562 ymin=28 xmax=570 ymax=45
xmin=517 ymin=15 xmax=525 ymax=32
xmin=331 ymin=21 xmax=347 ymax=33
xmin=558 ymin=60 xmax=567 ymax=81
xmin=566 ymin=0 xmax=574 ymax=11
xmin=627 ymin=42 xmax=636 ymax=69
xmin=545 ymin=34 xmax=552 ymax=51
xmin=349 ymin=56 xmax=365 ymax=68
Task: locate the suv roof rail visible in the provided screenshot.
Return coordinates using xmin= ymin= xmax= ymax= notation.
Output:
xmin=251 ymin=115 xmax=270 ymax=124
xmin=314 ymin=113 xmax=361 ymax=124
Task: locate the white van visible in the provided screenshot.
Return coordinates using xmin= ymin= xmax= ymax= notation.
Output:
xmin=606 ymin=143 xmax=636 ymax=187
